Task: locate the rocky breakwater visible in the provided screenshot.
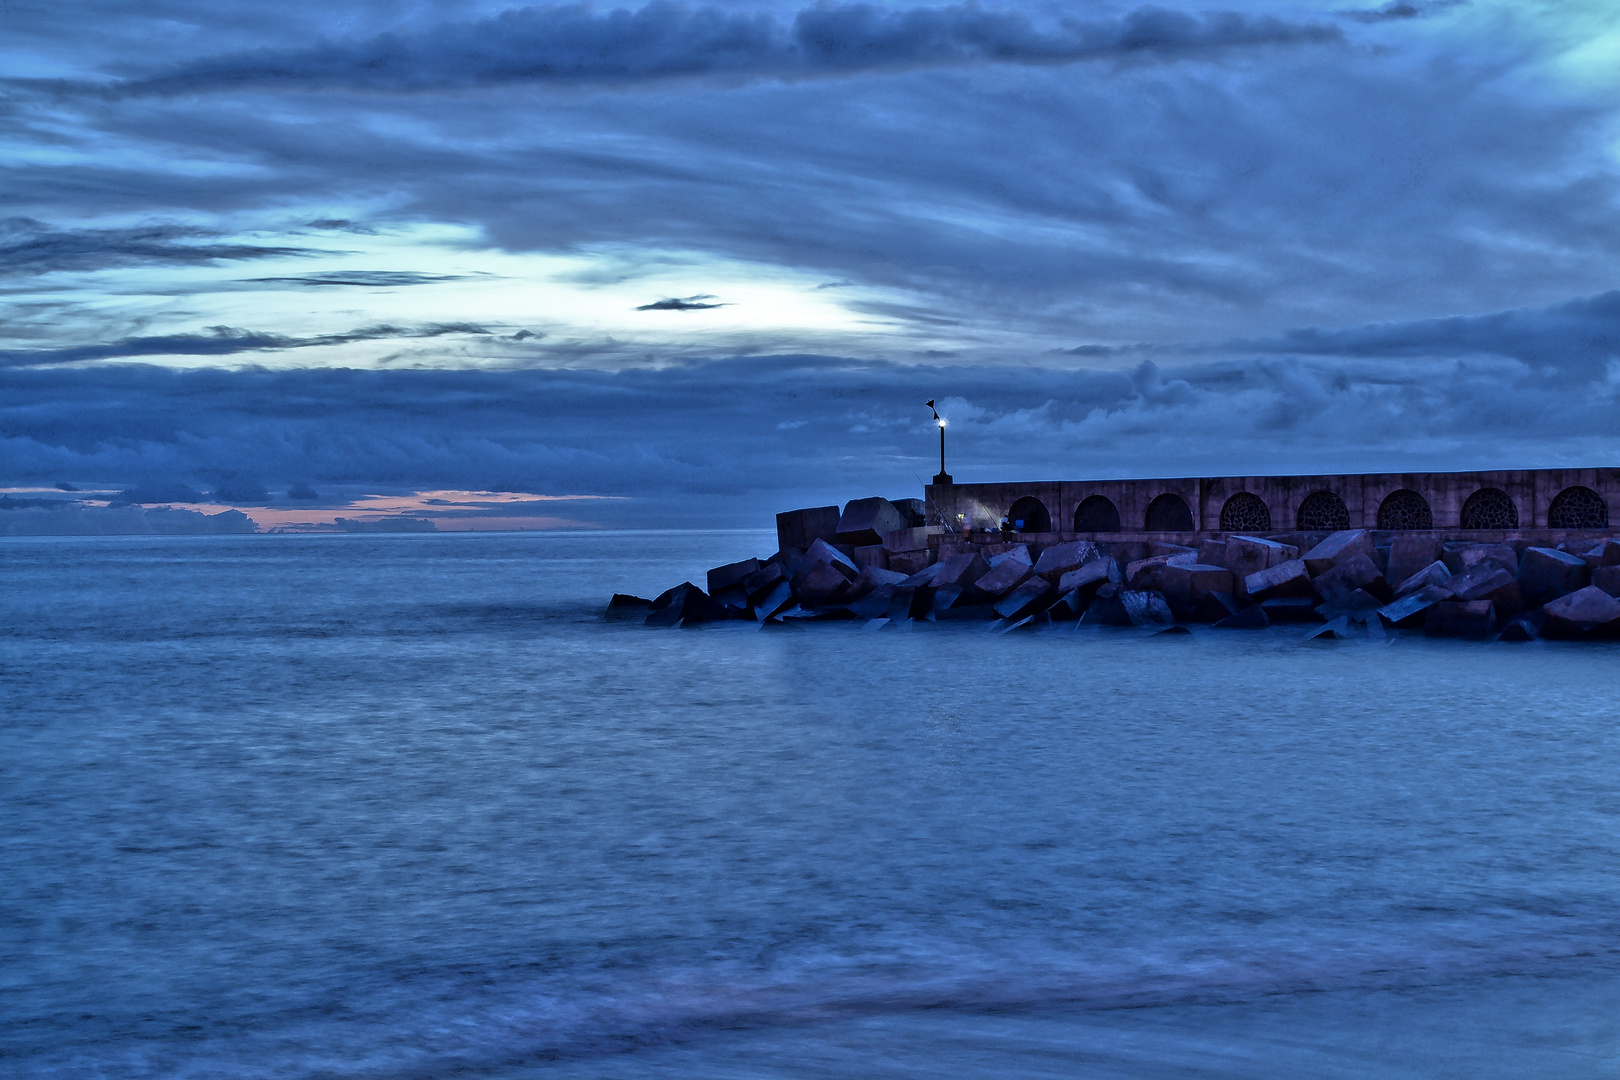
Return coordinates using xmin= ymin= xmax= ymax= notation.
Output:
xmin=606 ymin=498 xmax=1620 ymax=641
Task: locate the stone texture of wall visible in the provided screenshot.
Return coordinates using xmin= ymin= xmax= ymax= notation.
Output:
xmin=926 ymin=469 xmax=1618 ymax=539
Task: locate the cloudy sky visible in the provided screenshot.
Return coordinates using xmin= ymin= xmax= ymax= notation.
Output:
xmin=3 ymin=0 xmax=1620 ymax=528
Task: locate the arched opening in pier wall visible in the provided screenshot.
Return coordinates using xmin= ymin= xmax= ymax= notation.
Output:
xmin=1377 ymin=489 xmax=1433 ymax=530
xmin=1073 ymin=495 xmax=1120 ymax=532
xmin=1006 ymin=496 xmax=1051 ymax=533
xmin=1219 ymin=492 xmax=1271 ymax=532
xmin=1548 ymin=486 xmax=1608 ymax=529
xmin=1296 ymin=490 xmax=1349 ymax=531
xmin=1461 ymin=488 xmax=1518 ymax=529
xmin=1144 ymin=493 xmax=1194 ymax=532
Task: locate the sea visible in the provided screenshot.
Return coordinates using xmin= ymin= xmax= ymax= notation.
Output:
xmin=4 ymin=530 xmax=1620 ymax=1079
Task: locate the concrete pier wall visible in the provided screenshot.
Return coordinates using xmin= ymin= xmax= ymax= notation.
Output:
xmin=927 ymin=468 xmax=1619 ymax=539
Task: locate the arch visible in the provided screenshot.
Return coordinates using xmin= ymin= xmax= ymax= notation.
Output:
xmin=1376 ymin=489 xmax=1433 ymax=530
xmin=1006 ymin=495 xmax=1051 ymax=533
xmin=1296 ymin=490 xmax=1349 ymax=531
xmin=1073 ymin=495 xmax=1120 ymax=533
xmin=1547 ymin=486 xmax=1608 ymax=529
xmin=1219 ymin=491 xmax=1272 ymax=533
xmin=1144 ymin=493 xmax=1194 ymax=532
xmin=1461 ymin=488 xmax=1518 ymax=530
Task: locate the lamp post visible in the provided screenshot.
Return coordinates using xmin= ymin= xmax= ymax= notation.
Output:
xmin=925 ymin=400 xmax=952 ymax=485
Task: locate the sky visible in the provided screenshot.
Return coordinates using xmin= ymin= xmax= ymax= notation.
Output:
xmin=4 ymin=0 xmax=1620 ymax=529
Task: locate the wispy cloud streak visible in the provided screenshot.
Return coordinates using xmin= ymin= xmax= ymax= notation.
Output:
xmin=115 ymin=3 xmax=1344 ymax=94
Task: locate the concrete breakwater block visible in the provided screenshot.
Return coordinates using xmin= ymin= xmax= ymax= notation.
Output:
xmin=776 ymin=506 xmax=840 ymax=552
xmin=1518 ymin=547 xmax=1589 ymax=608
xmin=706 ymin=558 xmax=760 ymax=596
xmin=1033 ymin=540 xmax=1099 ymax=580
xmin=835 ymin=497 xmax=908 ymax=547
xmin=1303 ymin=530 xmax=1375 ymax=576
xmin=625 ymin=519 xmax=1620 ymax=639
xmin=1385 ymin=536 xmax=1443 ymax=590
xmin=1393 ymin=560 xmax=1450 ymax=596
xmin=605 ymin=593 xmax=653 ymax=620
xmin=1542 ymin=586 xmax=1620 ymax=638
xmin=1425 ymin=600 xmax=1497 ymax=639
xmin=1245 ymin=559 xmax=1316 ymax=600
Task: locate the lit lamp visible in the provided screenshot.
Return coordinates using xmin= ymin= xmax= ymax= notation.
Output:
xmin=925 ymin=399 xmax=952 ymax=485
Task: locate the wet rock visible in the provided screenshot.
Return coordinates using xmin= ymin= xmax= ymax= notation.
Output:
xmin=1317 ymin=589 xmax=1383 ymax=621
xmin=1385 ymin=536 xmax=1443 ymax=589
xmin=775 ymin=505 xmax=840 ymax=552
xmin=1260 ymin=597 xmax=1323 ymax=623
xmin=711 ymin=585 xmax=751 ymax=617
xmin=1424 ymin=600 xmax=1496 ymax=640
xmin=888 ymin=585 xmax=920 ymax=620
xmin=1497 ymin=616 xmax=1540 ymax=642
xmin=835 ymin=497 xmax=908 ymax=546
xmin=1302 ymin=530 xmax=1374 ymax=576
xmin=881 ymin=527 xmax=929 ymax=553
xmin=993 ymin=577 xmax=1056 ymax=621
xmin=1033 ymin=540 xmax=1100 ymax=580
xmin=1393 ymin=560 xmax=1451 ymax=596
xmin=934 ymin=603 xmax=999 ymax=621
xmin=1048 ymin=588 xmax=1086 ymax=620
xmin=1121 ymin=589 xmax=1176 ymax=628
xmin=1191 ymin=591 xmax=1244 ymax=623
xmin=645 ymin=582 xmax=728 ymax=627
xmin=1080 ymin=584 xmax=1131 ymax=626
xmin=1312 ymin=552 xmax=1388 ymax=603
xmin=1305 ymin=616 xmax=1352 ymax=641
xmin=706 ymin=557 xmax=760 ymax=595
xmin=847 ymin=584 xmax=898 ymax=620
xmin=1594 ymin=565 xmax=1620 ymax=598
xmin=752 ymin=580 xmax=794 ymax=621
xmin=973 ymin=558 xmax=1034 ymax=599
xmin=1058 ymin=556 xmax=1120 ymax=597
xmin=1213 ymin=604 xmax=1270 ymax=629
xmin=1542 ymin=586 xmax=1620 ymax=639
xmin=1517 ymin=546 xmax=1589 ymax=608
xmin=1244 ymin=559 xmax=1318 ymax=600
xmin=605 ymin=593 xmax=652 ymax=621
xmin=1376 ymin=584 xmax=1450 ymax=629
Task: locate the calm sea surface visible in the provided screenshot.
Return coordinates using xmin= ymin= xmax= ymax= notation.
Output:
xmin=4 ymin=531 xmax=1620 ymax=1078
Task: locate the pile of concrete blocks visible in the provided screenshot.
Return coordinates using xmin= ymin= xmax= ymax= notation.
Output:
xmin=608 ymin=501 xmax=1620 ymax=640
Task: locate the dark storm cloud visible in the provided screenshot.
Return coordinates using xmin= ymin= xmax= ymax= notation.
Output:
xmin=4 ymin=327 xmax=1617 ymax=527
xmin=0 ymin=217 xmax=316 ymax=275
xmin=241 ymin=271 xmax=472 ymax=287
xmin=636 ymin=294 xmax=726 ymax=310
xmin=0 ymin=323 xmax=490 ymax=368
xmin=115 ymin=3 xmax=1343 ymax=94
xmin=1237 ymin=290 xmax=1620 ymax=381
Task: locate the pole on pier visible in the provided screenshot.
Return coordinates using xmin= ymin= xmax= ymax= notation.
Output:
xmin=925 ymin=400 xmax=952 ymax=486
